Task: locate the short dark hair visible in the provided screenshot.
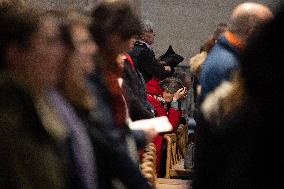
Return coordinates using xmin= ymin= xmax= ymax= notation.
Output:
xmin=160 ymin=77 xmax=184 ymax=94
xmin=0 ymin=1 xmax=40 ymax=68
xmin=200 ymin=22 xmax=228 ymax=53
xmin=90 ymin=0 xmax=142 ymax=47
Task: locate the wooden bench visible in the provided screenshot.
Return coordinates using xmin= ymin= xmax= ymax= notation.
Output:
xmin=164 ymin=124 xmax=193 ymax=179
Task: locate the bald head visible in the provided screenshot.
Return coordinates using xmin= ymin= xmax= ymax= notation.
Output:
xmin=229 ymin=2 xmax=273 ymax=40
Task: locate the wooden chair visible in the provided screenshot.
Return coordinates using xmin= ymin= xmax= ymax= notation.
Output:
xmin=156 ymin=178 xmax=191 ymax=189
xmin=140 ymin=142 xmax=191 ymax=189
xmin=140 ymin=143 xmax=157 ymax=188
xmin=164 ymin=124 xmax=193 ymax=179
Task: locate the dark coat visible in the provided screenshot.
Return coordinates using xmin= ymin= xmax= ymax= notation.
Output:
xmin=122 ymin=56 xmax=154 ymax=121
xmin=86 ymin=72 xmax=153 ymax=189
xmin=194 ymin=95 xmax=284 ymax=189
xmin=193 ymin=7 xmax=284 ymax=188
xmin=129 ymin=41 xmax=172 ymax=83
xmin=0 ymin=78 xmax=70 ymax=189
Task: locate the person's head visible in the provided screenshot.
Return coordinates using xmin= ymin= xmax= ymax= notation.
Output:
xmin=1 ymin=3 xmax=67 ymax=93
xmin=213 ymin=22 xmax=228 ymax=40
xmin=240 ymin=4 xmax=283 ymax=104
xmin=160 ymin=77 xmax=184 ymax=103
xmin=129 ymin=36 xmax=138 ymax=50
xmin=0 ymin=0 xmax=33 ymax=69
xmin=173 ymin=68 xmax=191 ymax=90
xmin=140 ymin=19 xmax=155 ymax=45
xmin=64 ymin=10 xmax=97 ymax=78
xmin=200 ymin=22 xmax=228 ymax=53
xmin=57 ymin=10 xmax=97 ymax=110
xmin=90 ymin=0 xmax=142 ymax=55
xmin=228 ymin=2 xmax=273 ymax=42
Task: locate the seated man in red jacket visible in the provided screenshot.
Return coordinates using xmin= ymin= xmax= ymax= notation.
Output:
xmin=146 ymin=77 xmax=187 ymax=177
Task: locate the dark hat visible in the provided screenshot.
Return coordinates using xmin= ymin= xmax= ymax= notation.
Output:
xmin=159 ymin=45 xmax=184 ymax=67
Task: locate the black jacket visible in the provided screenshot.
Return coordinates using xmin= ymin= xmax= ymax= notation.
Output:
xmin=129 ymin=41 xmax=172 ymax=83
xmin=0 ymin=78 xmax=70 ymax=189
xmin=122 ymin=58 xmax=154 ymax=121
xmin=84 ymin=72 xmax=153 ymax=189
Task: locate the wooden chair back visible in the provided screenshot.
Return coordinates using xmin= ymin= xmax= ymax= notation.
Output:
xmin=164 ymin=124 xmax=193 ymax=178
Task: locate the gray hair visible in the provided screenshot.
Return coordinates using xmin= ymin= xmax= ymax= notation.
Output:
xmin=142 ymin=19 xmax=154 ymax=32
xmin=228 ymin=2 xmax=273 ymax=38
xmin=228 ymin=12 xmax=257 ymax=37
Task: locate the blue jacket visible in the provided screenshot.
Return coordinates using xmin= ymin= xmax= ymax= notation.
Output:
xmin=199 ymin=36 xmax=240 ymax=102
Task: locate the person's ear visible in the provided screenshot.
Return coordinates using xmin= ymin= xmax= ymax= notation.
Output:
xmin=108 ymin=34 xmax=120 ymax=45
xmin=140 ymin=33 xmax=146 ymax=40
xmin=107 ymin=34 xmax=123 ymax=52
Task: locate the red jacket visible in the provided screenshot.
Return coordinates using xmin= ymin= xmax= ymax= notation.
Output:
xmin=146 ymin=78 xmax=182 ymax=177
xmin=146 ymin=78 xmax=182 ymax=131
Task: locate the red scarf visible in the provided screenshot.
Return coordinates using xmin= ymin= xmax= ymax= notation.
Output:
xmin=105 ymin=71 xmax=126 ymax=128
xmin=98 ymin=54 xmax=126 ymax=128
xmin=125 ymin=53 xmax=136 ymax=70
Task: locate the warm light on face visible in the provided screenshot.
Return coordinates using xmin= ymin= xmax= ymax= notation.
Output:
xmin=163 ymin=90 xmax=174 ymax=103
xmin=142 ymin=31 xmax=155 ymax=45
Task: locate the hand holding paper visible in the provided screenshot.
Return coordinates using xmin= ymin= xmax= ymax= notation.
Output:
xmin=128 ymin=116 xmax=172 ymax=133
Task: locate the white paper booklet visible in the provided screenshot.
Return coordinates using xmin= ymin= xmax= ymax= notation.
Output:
xmin=129 ymin=116 xmax=172 ymax=133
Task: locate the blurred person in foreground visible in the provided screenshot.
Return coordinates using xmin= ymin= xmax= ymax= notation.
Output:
xmin=44 ymin=10 xmax=98 ymax=189
xmin=0 ymin=2 xmax=70 ymax=188
xmin=193 ymin=3 xmax=284 ymax=189
xmin=189 ymin=22 xmax=228 ymax=107
xmin=89 ymin=0 xmax=156 ymax=188
xmin=198 ymin=2 xmax=273 ymax=103
xmin=121 ymin=37 xmax=156 ymax=121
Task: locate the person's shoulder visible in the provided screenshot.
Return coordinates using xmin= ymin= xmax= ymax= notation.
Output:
xmin=146 ymin=95 xmax=159 ymax=104
xmin=0 ymin=83 xmax=29 ymax=105
xmin=134 ymin=41 xmax=148 ymax=49
xmin=209 ymin=41 xmax=233 ymax=56
xmin=0 ymin=83 xmax=33 ymax=128
xmin=129 ymin=42 xmax=148 ymax=58
xmin=205 ymin=41 xmax=239 ymax=67
xmin=215 ymin=37 xmax=240 ymax=58
xmin=133 ymin=41 xmax=153 ymax=54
